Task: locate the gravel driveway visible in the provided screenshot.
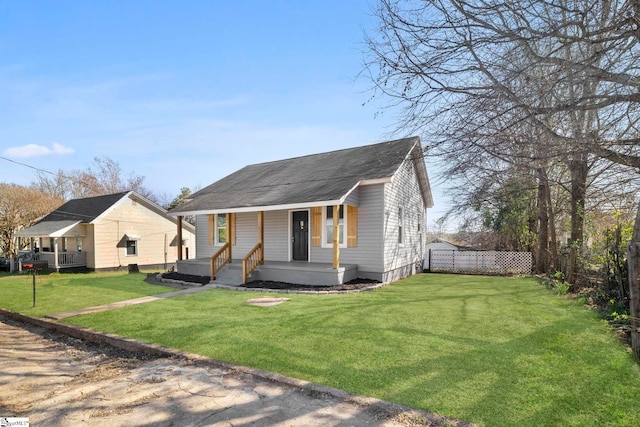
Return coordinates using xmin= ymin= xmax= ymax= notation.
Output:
xmin=0 ymin=316 xmax=467 ymax=426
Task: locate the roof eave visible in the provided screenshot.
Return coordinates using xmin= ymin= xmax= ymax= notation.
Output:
xmin=410 ymin=142 xmax=434 ymax=208
xmin=167 ymin=198 xmax=351 ymax=217
xmin=16 ymin=220 xmax=83 ymax=238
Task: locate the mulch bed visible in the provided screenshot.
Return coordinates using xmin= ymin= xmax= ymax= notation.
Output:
xmin=158 ymin=272 xmax=380 ymax=291
xmin=240 ymin=278 xmax=381 ymax=292
xmin=160 ymin=271 xmax=211 ymax=285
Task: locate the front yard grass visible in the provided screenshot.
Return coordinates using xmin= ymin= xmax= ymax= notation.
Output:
xmin=0 ymin=271 xmax=173 ymax=318
xmin=2 ymin=272 xmax=639 ymax=425
xmin=60 ymin=273 xmax=640 ymax=426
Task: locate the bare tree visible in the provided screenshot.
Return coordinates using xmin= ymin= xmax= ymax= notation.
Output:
xmin=365 ymin=0 xmax=640 ymax=359
xmin=365 ymin=0 xmax=640 ymax=177
xmin=31 ymin=156 xmax=157 ymax=202
xmin=0 ymin=184 xmax=63 ymax=258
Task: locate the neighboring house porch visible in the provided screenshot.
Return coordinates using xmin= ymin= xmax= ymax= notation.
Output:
xmin=17 ymin=222 xmax=89 ymax=271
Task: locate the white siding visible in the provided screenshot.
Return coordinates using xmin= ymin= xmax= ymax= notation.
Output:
xmin=195 ymin=211 xmax=290 ymax=261
xmin=383 ymin=158 xmax=426 ymax=279
xmin=344 ymin=187 xmax=359 ymax=206
xmin=235 ymin=212 xmax=259 ymax=255
xmin=92 ymin=197 xmax=195 ymax=269
xmin=85 ymin=224 xmax=96 ymax=269
xmin=195 ymin=214 xmax=211 ymax=258
xmin=310 ymin=184 xmax=384 ymax=277
xmin=264 ymin=210 xmax=289 ymax=261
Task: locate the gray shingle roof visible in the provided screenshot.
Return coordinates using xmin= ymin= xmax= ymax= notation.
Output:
xmin=170 ymin=137 xmax=427 ymax=214
xmin=16 ymin=192 xmax=129 ymax=238
xmin=37 ymin=192 xmax=129 ymax=223
xmin=16 ymin=220 xmax=82 ymax=238
xmin=17 ymin=191 xmax=195 ymax=238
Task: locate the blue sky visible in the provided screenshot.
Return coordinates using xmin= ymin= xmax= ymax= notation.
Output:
xmin=0 ymin=0 xmax=446 ymax=223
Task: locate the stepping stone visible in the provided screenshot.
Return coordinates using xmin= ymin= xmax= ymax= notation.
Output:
xmin=246 ymin=296 xmax=290 ymax=307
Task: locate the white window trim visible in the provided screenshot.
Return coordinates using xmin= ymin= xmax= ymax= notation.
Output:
xmin=321 ymin=205 xmax=347 ymax=249
xmin=215 ymin=214 xmax=228 ymax=246
xmin=125 ymin=239 xmax=138 ymax=256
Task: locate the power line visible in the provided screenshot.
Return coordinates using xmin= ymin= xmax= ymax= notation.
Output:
xmin=0 ymin=155 xmax=57 ymax=176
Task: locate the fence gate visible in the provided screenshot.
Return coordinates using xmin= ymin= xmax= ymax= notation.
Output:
xmin=429 ymin=250 xmax=532 ymax=275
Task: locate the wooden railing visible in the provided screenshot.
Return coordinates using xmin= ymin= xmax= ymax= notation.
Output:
xmin=242 ymin=242 xmax=263 ymax=284
xmin=210 ymin=243 xmax=231 ymax=279
xmin=35 ymin=251 xmax=87 ymax=267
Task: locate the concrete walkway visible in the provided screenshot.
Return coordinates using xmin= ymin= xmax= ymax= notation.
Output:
xmin=46 ymin=284 xmax=219 ymax=320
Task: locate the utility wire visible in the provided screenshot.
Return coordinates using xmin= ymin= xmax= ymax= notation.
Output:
xmin=0 ymin=155 xmax=57 ymax=176
xmin=0 ymin=154 xmax=116 ymax=198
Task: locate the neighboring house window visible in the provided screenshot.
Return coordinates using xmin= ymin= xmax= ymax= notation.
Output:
xmin=398 ymin=206 xmax=405 ymax=244
xmin=324 ymin=205 xmax=346 ymax=247
xmin=125 ymin=240 xmax=137 ymax=256
xmin=216 ymin=214 xmax=227 ymax=245
xmin=76 ymin=237 xmax=83 ymax=252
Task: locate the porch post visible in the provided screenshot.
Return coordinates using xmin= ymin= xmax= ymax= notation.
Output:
xmin=227 ymin=213 xmax=232 ymax=261
xmin=54 ymin=237 xmax=60 ymax=271
xmin=176 ymin=216 xmax=183 ymax=261
xmin=258 ymin=211 xmax=264 ymax=262
xmin=333 ymin=205 xmax=340 ymax=269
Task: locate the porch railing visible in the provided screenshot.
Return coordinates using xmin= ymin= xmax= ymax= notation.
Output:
xmin=242 ymin=242 xmax=263 ymax=284
xmin=35 ymin=251 xmax=87 ymax=267
xmin=210 ymin=243 xmax=231 ymax=280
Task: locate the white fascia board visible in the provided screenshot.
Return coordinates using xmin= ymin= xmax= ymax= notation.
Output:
xmin=166 ymin=199 xmax=346 ymax=217
xmin=339 ymin=182 xmax=360 ymax=205
xmin=357 ymin=177 xmax=393 ymax=186
xmin=90 ymin=192 xmax=132 ymax=224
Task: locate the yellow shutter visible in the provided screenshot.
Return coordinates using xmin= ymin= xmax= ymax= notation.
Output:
xmin=347 ymin=205 xmax=358 ymax=247
xmin=311 ymin=207 xmax=322 ymax=247
xmin=208 ymin=214 xmax=214 ymax=245
xmin=229 ymin=213 xmax=236 ymax=246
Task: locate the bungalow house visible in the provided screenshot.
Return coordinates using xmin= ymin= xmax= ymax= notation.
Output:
xmin=168 ymin=137 xmax=433 ymax=285
xmin=17 ymin=191 xmax=195 ymax=271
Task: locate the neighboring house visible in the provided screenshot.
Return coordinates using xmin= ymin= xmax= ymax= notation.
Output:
xmin=424 ymin=238 xmax=475 ymax=269
xmin=168 ymin=137 xmax=433 ymax=285
xmin=16 ymin=191 xmax=195 ymax=271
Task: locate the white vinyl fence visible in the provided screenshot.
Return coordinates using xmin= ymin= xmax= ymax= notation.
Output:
xmin=428 ymin=250 xmax=532 ymax=275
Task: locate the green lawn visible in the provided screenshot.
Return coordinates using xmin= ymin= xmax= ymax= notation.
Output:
xmin=2 ymin=272 xmax=639 ymax=425
xmin=0 ymin=271 xmax=173 ymax=317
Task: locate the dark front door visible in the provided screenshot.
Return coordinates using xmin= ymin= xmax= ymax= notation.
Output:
xmin=292 ymin=211 xmax=309 ymax=261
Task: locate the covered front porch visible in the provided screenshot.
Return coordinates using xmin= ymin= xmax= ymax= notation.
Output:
xmin=171 ymin=204 xmax=356 ymax=286
xmin=16 ymin=220 xmax=88 ymax=271
xmin=19 ymin=249 xmax=88 ymax=271
xmin=176 ymin=258 xmax=358 ymax=286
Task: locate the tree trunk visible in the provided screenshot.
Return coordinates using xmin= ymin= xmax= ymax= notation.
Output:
xmin=626 ymin=203 xmax=640 ymax=362
xmin=567 ymin=158 xmax=588 ymax=283
xmin=547 ymin=182 xmax=558 ymax=271
xmin=536 ymin=167 xmax=550 ymax=274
